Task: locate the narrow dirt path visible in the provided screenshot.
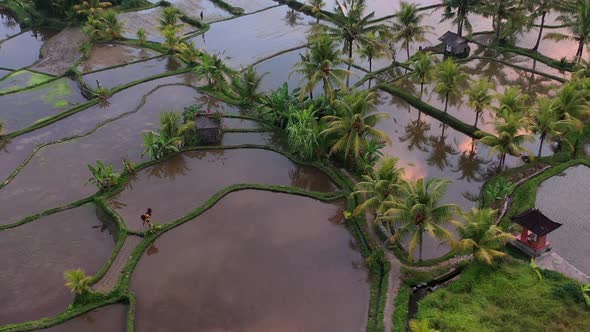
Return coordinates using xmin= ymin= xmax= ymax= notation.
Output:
xmin=364 ymin=212 xmax=401 ymax=332
xmin=93 ymin=235 xmax=142 ymax=293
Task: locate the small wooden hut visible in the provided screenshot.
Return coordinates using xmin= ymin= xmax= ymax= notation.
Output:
xmin=196 ymin=116 xmax=222 ymax=145
xmin=511 ymin=209 xmax=562 ymax=257
xmin=439 ymin=31 xmax=470 ymax=57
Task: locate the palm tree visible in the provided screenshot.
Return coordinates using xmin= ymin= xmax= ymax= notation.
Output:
xmin=467 ymin=78 xmax=494 ymax=128
xmin=291 ymin=36 xmax=349 ymax=101
xmin=101 ymin=10 xmax=122 ymax=40
xmin=410 ymin=51 xmax=436 ymax=99
xmin=321 ymin=90 xmax=390 ymax=161
xmin=160 ymin=6 xmax=182 ymax=32
xmin=137 ymin=28 xmax=146 ymax=45
xmin=530 ymin=97 xmax=560 ymax=157
xmin=434 ymin=58 xmax=468 ymax=113
xmin=303 ymin=0 xmax=326 ymax=23
xmin=352 ymin=157 xmax=404 ymax=216
xmin=176 ymin=41 xmax=201 ymax=65
xmin=380 ymin=178 xmax=460 ymax=262
xmin=545 ymin=0 xmax=590 ymax=62
xmin=162 ymin=25 xmax=181 ymax=53
xmin=496 ymin=86 xmax=529 ymax=114
xmin=231 ymin=66 xmax=266 ymax=106
xmin=442 ymin=0 xmax=481 ymax=36
xmin=194 ymin=53 xmax=223 ymax=86
xmin=64 ymin=269 xmax=92 ymax=294
xmin=392 ymin=2 xmax=432 ymax=61
xmin=73 ymin=0 xmax=112 ymax=16
xmin=358 ymin=31 xmax=389 ymax=74
xmin=316 ymin=0 xmax=391 ymax=83
xmin=478 ymin=109 xmax=533 ymax=169
xmin=452 ymin=208 xmax=515 ymax=265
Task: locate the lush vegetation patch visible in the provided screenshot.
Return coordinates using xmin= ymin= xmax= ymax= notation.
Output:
xmin=417 ymin=261 xmax=590 ymax=332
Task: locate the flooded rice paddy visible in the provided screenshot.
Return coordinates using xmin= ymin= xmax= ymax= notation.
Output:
xmin=78 ymin=44 xmax=159 ymax=73
xmin=0 ymin=204 xmax=116 ymax=325
xmin=82 ymin=56 xmax=183 ymax=89
xmin=536 ymin=166 xmax=590 ymax=275
xmin=0 ymin=1 xmax=584 ymax=330
xmin=111 ymin=148 xmax=338 ymax=230
xmin=131 ymin=190 xmax=369 ymax=332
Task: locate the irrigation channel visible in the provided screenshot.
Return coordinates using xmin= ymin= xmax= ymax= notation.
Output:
xmin=0 ymin=0 xmax=583 ymax=331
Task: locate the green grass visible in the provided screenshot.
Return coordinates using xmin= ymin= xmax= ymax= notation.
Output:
xmin=417 ymin=261 xmax=590 ymax=332
xmin=0 ymin=70 xmax=54 ymax=93
xmin=392 ymin=285 xmax=410 ymax=332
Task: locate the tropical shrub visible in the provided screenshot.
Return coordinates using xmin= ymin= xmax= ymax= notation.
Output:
xmin=88 ymin=160 xmax=119 ymax=191
xmin=553 ymin=281 xmax=585 ymax=303
xmin=259 ymin=83 xmax=301 ymax=128
xmin=137 ymin=28 xmax=146 ymax=45
xmin=230 ymin=66 xmax=266 ymax=106
xmin=484 ymin=177 xmax=516 ymax=203
xmin=286 ymin=105 xmax=321 ymax=161
xmin=452 ymin=208 xmax=515 ymax=265
xmin=142 ymin=131 xmax=181 ymax=160
xmin=82 ymin=10 xmax=122 ymax=41
xmin=366 ymin=249 xmax=386 ymax=275
xmin=64 ymin=268 xmax=92 ymax=295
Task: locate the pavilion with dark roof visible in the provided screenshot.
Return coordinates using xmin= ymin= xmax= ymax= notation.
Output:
xmin=511 ymin=208 xmax=562 ymax=257
xmin=439 ymin=31 xmax=470 ymax=57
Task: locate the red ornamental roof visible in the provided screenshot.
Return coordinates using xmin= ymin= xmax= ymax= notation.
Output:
xmin=512 ymin=209 xmax=562 ymax=237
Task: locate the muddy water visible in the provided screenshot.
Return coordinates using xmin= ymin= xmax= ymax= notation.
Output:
xmin=37 ymin=304 xmax=127 ymax=332
xmin=374 ymin=92 xmax=546 ymax=260
xmin=83 ymin=56 xmax=183 ymax=89
xmin=221 ymin=131 xmax=280 ymax=145
xmin=131 ymin=190 xmax=369 ymax=332
xmin=222 ymin=117 xmax=261 ymax=129
xmin=536 ymin=165 xmax=590 ymax=275
xmin=224 ymin=0 xmax=277 ymax=13
xmin=0 ymin=29 xmax=56 ymax=69
xmin=191 ymin=6 xmax=309 ymax=67
xmin=0 ymin=204 xmax=115 ymax=325
xmin=111 ymin=148 xmax=337 ymax=230
xmin=78 ymin=44 xmax=159 ymax=73
xmin=0 ymin=85 xmax=202 ymax=226
xmin=0 ymin=10 xmax=21 ymax=40
xmin=118 ymin=7 xmax=193 ymax=42
xmin=0 ymin=69 xmax=10 ymax=77
xmin=152 ymin=0 xmax=233 ymax=22
xmin=0 ymin=78 xmax=86 ymax=133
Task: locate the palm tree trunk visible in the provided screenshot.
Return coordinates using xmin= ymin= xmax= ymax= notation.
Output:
xmin=418 ymin=231 xmax=423 ymax=262
xmin=474 ymin=110 xmax=480 ymax=128
xmin=538 ymin=134 xmax=545 ymax=158
xmin=347 ymin=40 xmax=353 ymax=88
xmin=420 ymin=82 xmax=424 ymax=99
xmin=457 ymin=17 xmax=463 ymax=37
xmin=368 ymin=58 xmax=373 ymax=89
xmin=406 ymin=43 xmax=410 ymax=62
xmin=533 ymin=11 xmax=546 ymax=51
xmin=309 ymin=90 xmax=313 ymax=100
xmin=576 ymin=39 xmax=585 ymax=63
xmin=444 ymin=92 xmax=449 ymax=113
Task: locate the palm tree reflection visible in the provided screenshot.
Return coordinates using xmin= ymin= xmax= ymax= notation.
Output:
xmin=452 ymin=139 xmax=488 ymax=182
xmin=427 ymin=124 xmax=457 ymax=170
xmin=399 ymin=118 xmax=431 ymax=152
